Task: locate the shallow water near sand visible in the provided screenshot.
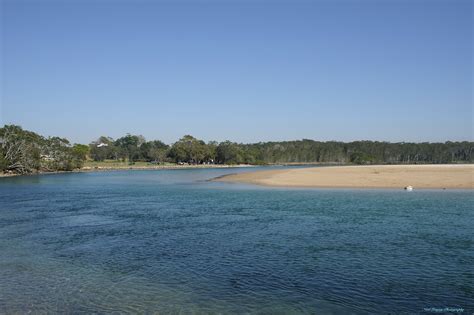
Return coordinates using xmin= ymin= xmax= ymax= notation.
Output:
xmin=0 ymin=168 xmax=473 ymax=314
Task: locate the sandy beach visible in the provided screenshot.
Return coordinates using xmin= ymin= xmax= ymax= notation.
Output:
xmin=214 ymin=164 xmax=474 ymax=189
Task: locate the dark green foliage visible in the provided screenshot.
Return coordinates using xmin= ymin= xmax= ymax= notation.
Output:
xmin=0 ymin=148 xmax=8 ymax=171
xmin=141 ymin=140 xmax=169 ymax=163
xmin=350 ymin=152 xmax=376 ymax=165
xmin=114 ymin=134 xmax=145 ymax=162
xmin=216 ymin=141 xmax=243 ymax=164
xmin=89 ymin=135 xmax=170 ymax=163
xmin=0 ymin=125 xmax=88 ymax=174
xmin=2 ymin=124 xmax=472 ymax=175
xmin=42 ymin=137 xmax=75 ymax=171
xmin=71 ymin=144 xmax=90 ymax=168
xmin=236 ymin=140 xmax=473 ymax=165
xmin=86 ymin=134 xmax=474 ymax=166
xmin=89 ymin=136 xmax=116 ymax=161
xmin=168 ymin=135 xmax=208 ymax=164
xmin=0 ymin=125 xmax=43 ymax=174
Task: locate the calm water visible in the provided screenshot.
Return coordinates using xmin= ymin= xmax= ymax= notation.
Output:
xmin=0 ymin=168 xmax=472 ymax=314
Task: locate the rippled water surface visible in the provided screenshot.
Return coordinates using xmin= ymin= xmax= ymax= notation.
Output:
xmin=0 ymin=168 xmax=473 ymax=314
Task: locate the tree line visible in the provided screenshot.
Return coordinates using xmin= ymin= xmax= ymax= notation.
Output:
xmin=1 ymin=125 xmax=473 ymax=174
xmin=0 ymin=125 xmax=88 ymax=174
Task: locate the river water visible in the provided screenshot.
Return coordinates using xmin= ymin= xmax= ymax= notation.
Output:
xmin=0 ymin=168 xmax=472 ymax=314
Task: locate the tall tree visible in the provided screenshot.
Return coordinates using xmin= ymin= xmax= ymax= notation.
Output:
xmin=169 ymin=135 xmax=207 ymax=164
xmin=114 ymin=134 xmax=144 ymax=162
xmin=0 ymin=125 xmax=43 ymax=174
xmin=89 ymin=136 xmax=116 ymax=161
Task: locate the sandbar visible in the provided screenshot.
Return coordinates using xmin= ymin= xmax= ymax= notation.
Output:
xmin=214 ymin=164 xmax=474 ymax=189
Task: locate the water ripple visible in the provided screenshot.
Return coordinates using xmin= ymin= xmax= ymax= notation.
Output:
xmin=0 ymin=170 xmax=473 ymax=314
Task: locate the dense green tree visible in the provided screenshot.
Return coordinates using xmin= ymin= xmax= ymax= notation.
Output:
xmin=204 ymin=141 xmax=218 ymax=163
xmin=42 ymin=137 xmax=75 ymax=171
xmin=0 ymin=125 xmax=43 ymax=174
xmin=350 ymin=152 xmax=376 ymax=164
xmin=234 ymin=140 xmax=473 ymax=165
xmin=89 ymin=136 xmax=116 ymax=161
xmin=0 ymin=125 xmax=89 ymax=174
xmin=114 ymin=134 xmax=145 ymax=162
xmin=71 ymin=144 xmax=90 ymax=168
xmin=1 ymin=125 xmax=473 ymax=175
xmin=169 ymin=135 xmax=207 ymax=164
xmin=0 ymin=151 xmax=7 ymax=171
xmin=216 ymin=141 xmax=243 ymax=164
xmin=142 ymin=140 xmax=169 ymax=163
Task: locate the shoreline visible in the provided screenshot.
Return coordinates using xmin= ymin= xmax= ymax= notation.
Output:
xmin=0 ymin=164 xmax=255 ymax=178
xmin=213 ymin=164 xmax=474 ymax=190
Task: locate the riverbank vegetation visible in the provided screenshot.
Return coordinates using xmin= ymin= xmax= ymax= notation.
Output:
xmin=1 ymin=125 xmax=473 ymax=175
xmin=0 ymin=125 xmax=88 ymax=174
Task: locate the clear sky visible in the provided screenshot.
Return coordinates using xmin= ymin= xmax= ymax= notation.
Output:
xmin=1 ymin=0 xmax=472 ymax=144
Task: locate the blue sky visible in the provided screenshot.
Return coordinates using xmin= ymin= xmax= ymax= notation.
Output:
xmin=1 ymin=0 xmax=472 ymax=144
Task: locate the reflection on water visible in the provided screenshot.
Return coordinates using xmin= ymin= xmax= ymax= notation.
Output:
xmin=0 ymin=168 xmax=473 ymax=314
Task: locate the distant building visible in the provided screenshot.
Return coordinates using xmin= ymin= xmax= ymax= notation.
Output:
xmin=97 ymin=143 xmax=109 ymax=148
xmin=40 ymin=154 xmax=54 ymax=161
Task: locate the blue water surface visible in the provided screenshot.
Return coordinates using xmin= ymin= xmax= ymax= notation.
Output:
xmin=0 ymin=168 xmax=473 ymax=314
